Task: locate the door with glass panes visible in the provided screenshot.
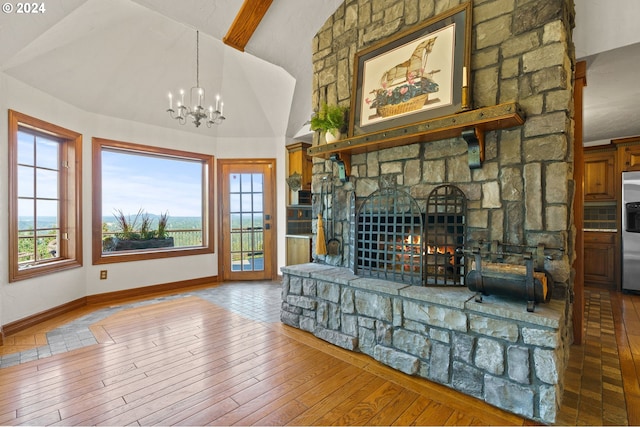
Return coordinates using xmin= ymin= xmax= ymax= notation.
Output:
xmin=219 ymin=159 xmax=276 ymax=281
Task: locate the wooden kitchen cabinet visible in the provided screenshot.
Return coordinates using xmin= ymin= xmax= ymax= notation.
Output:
xmin=286 ymin=235 xmax=312 ymax=265
xmin=615 ymin=137 xmax=640 ymax=172
xmin=584 ymin=148 xmax=616 ymax=201
xmin=286 ymin=142 xmax=312 ymax=201
xmin=584 ymin=231 xmax=617 ymax=290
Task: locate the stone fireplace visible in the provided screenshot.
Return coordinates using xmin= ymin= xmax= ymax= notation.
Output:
xmin=281 ymin=0 xmax=576 ymax=423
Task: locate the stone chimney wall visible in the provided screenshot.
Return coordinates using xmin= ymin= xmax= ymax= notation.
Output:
xmin=288 ymin=2 xmax=578 ymax=421
xmin=311 ymin=0 xmax=576 ymax=302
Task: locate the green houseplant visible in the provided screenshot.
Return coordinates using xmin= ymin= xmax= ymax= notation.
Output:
xmin=310 ymin=103 xmax=348 ymax=143
xmin=105 ymin=209 xmax=174 ymax=251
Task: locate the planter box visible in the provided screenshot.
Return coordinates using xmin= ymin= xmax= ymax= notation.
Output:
xmin=115 ymin=237 xmax=174 ymax=251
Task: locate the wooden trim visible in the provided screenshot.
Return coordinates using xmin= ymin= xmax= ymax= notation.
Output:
xmin=573 ymin=60 xmax=587 ymax=345
xmin=91 ymin=137 xmax=215 ymax=265
xmin=584 ymin=144 xmax=615 ymax=153
xmin=217 ymin=159 xmax=278 ymax=281
xmin=8 ymin=110 xmax=83 ymax=282
xmin=1 ymin=276 xmax=218 ymax=340
xmin=612 ymin=135 xmax=640 ymax=146
xmin=86 ymin=275 xmax=218 ymax=305
xmin=223 ymin=0 xmax=273 ymax=52
xmin=2 ymin=297 xmax=87 ymax=337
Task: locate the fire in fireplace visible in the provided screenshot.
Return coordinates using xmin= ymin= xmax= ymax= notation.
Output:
xmin=353 ymin=185 xmax=467 ymax=286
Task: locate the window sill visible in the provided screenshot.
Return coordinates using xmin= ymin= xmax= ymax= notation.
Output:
xmin=11 ymin=259 xmax=83 ymax=283
xmin=93 ymin=245 xmax=213 ymax=265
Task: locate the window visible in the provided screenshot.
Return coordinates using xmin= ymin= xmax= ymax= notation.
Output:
xmin=92 ymin=137 xmax=214 ymax=264
xmin=8 ymin=110 xmax=83 ymax=282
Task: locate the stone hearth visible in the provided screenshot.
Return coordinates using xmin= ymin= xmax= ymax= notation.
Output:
xmin=281 ymin=263 xmax=569 ymax=424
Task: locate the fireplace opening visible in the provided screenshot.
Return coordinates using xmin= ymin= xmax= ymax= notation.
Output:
xmin=353 ymin=185 xmax=467 ymax=286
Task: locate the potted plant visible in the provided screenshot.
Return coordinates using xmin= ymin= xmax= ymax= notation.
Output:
xmin=310 ymin=103 xmax=348 ymax=143
xmin=107 ymin=209 xmax=174 ymax=251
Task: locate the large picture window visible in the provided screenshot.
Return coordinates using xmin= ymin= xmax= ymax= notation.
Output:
xmin=8 ymin=110 xmax=83 ymax=282
xmin=92 ymin=138 xmax=214 ymax=264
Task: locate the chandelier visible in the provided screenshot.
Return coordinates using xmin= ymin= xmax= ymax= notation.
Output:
xmin=166 ymin=30 xmax=225 ymax=128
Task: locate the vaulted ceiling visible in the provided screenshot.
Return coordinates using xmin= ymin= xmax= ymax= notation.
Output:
xmin=0 ymin=0 xmax=342 ymax=139
xmin=1 ymin=0 xmax=639 ymax=144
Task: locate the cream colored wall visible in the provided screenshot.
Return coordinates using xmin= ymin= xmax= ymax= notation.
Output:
xmin=0 ymin=73 xmax=288 ymax=325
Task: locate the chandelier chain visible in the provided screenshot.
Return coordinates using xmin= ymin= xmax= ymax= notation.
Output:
xmin=196 ymin=30 xmax=200 ymax=88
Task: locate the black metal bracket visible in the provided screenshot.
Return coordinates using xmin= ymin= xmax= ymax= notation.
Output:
xmin=329 ymin=153 xmax=349 ymax=182
xmin=461 ymin=127 xmax=485 ymax=169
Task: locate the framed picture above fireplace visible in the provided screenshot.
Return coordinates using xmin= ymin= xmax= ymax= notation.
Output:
xmin=349 ymin=2 xmax=472 ymax=137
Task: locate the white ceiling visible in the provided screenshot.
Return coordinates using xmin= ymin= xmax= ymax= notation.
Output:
xmin=574 ymin=0 xmax=640 ymax=145
xmin=1 ymin=0 xmax=639 ymax=144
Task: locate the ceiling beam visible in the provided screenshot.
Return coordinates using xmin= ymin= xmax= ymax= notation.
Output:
xmin=223 ymin=0 xmax=273 ymax=52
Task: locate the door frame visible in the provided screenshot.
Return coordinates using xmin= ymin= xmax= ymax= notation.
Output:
xmin=573 ymin=60 xmax=586 ymax=344
xmin=217 ymin=158 xmax=277 ymax=282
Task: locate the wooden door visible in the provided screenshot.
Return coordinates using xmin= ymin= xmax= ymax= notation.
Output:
xmin=218 ymin=159 xmax=276 ymax=281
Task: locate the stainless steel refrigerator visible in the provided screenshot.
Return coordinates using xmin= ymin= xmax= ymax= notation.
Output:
xmin=622 ymin=171 xmax=640 ymax=291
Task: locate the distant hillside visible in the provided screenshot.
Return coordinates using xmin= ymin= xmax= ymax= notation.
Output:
xmin=20 ymin=214 xmax=263 ymax=232
xmin=18 ymin=216 xmax=203 ymax=231
xmin=101 ymin=215 xmax=202 ymax=231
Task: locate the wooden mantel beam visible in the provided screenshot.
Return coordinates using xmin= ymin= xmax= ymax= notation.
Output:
xmin=223 ymin=0 xmax=273 ymax=52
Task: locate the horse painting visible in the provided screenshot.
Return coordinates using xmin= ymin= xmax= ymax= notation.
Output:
xmin=379 ymin=37 xmax=437 ymax=88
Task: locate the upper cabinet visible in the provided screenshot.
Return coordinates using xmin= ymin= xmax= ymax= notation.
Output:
xmin=614 ymin=136 xmax=640 ymax=172
xmin=286 ymin=142 xmax=312 ymax=205
xmin=584 ymin=147 xmax=616 ymax=201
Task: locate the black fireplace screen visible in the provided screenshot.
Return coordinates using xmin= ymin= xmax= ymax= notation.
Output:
xmin=354 ymin=185 xmax=466 ymax=286
xmin=425 ymin=185 xmax=466 ymax=285
xmin=355 ymin=188 xmax=424 ymax=285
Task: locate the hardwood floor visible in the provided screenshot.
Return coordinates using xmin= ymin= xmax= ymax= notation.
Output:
xmin=555 ymin=288 xmax=636 ymax=425
xmin=0 ymin=284 xmax=523 ymax=426
xmin=612 ymin=289 xmax=640 ymax=425
xmin=0 ymin=282 xmax=639 ymax=425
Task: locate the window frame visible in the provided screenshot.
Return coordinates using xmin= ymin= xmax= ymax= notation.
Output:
xmin=8 ymin=110 xmax=83 ymax=282
xmin=92 ymin=137 xmax=215 ymax=265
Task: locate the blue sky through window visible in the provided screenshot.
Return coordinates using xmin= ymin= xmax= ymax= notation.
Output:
xmin=101 ymin=149 xmax=203 ymax=218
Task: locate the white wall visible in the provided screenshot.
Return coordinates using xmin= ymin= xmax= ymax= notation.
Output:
xmin=0 ymin=72 xmax=287 ymax=325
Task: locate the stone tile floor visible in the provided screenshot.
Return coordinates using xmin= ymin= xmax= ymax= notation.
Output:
xmin=555 ymin=288 xmax=629 ymax=426
xmin=0 ymin=282 xmax=283 ymax=369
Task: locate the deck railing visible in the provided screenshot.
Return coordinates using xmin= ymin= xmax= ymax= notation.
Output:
xmin=101 ymin=229 xmax=204 ymax=251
